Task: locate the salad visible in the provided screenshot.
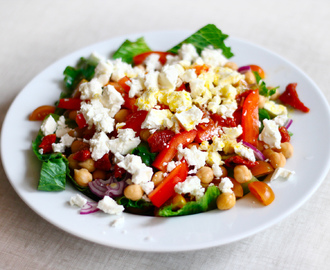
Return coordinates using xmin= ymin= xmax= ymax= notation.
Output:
xmin=30 ymin=24 xmax=310 ymax=217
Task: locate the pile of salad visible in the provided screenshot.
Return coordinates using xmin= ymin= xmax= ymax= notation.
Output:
xmin=30 ymin=24 xmax=310 ymax=217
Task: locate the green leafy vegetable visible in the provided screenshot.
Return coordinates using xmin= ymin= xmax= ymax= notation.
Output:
xmin=38 ymin=156 xmax=67 ymax=191
xmin=253 ymin=71 xmax=279 ymax=97
xmin=117 ymin=196 xmax=154 ymax=215
xmin=112 ymin=37 xmax=151 ymax=64
xmin=132 ymin=142 xmax=157 ymax=166
xmin=157 ymin=186 xmax=220 ymax=217
xmin=258 ymin=108 xmax=271 ymax=132
xmin=168 ymin=24 xmax=233 ymax=58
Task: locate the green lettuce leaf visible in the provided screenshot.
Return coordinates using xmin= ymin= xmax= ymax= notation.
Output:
xmin=131 ymin=142 xmax=157 ymax=166
xmin=253 ymin=71 xmax=279 ymax=97
xmin=258 ymin=108 xmax=271 ymax=132
xmin=116 ymin=196 xmax=154 ymax=216
xmin=168 ymin=24 xmax=233 ymax=58
xmin=157 ymin=186 xmax=220 ymax=217
xmin=38 ymin=156 xmax=67 ymax=191
xmin=112 ymin=37 xmax=151 ymax=64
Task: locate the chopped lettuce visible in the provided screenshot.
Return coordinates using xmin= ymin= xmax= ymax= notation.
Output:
xmin=131 ymin=142 xmax=157 ymax=167
xmin=253 ymin=71 xmax=279 ymax=97
xmin=168 ymin=24 xmax=233 ymax=58
xmin=157 ymin=186 xmax=220 ymax=217
xmin=258 ymin=108 xmax=271 ymax=132
xmin=112 ymin=37 xmax=151 ymax=64
xmin=117 ymin=196 xmax=154 ymax=216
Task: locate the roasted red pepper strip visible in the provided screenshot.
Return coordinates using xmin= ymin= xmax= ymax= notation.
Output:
xmin=152 ymin=130 xmax=197 ymax=171
xmin=148 ymin=161 xmax=188 ymax=208
xmin=58 ymin=98 xmax=82 ymax=110
xmin=73 ymin=149 xmax=91 ymax=162
xmin=195 ymin=119 xmax=220 ymax=143
xmin=123 ymin=110 xmax=148 ymax=134
xmin=279 ymin=83 xmax=310 ymax=113
xmin=225 ymin=156 xmax=259 ymax=168
xmin=133 ymin=51 xmax=173 ymax=66
xmin=94 ymin=153 xmax=111 ymax=171
xmin=114 ymin=164 xmax=126 ymax=178
xmin=279 ymin=126 xmax=291 ymax=143
xmin=39 ymin=134 xmax=56 ymax=154
xmin=240 ymin=90 xmax=259 ymax=147
xmin=75 ymin=113 xmax=88 ymax=129
xmin=147 ymin=130 xmax=175 ymax=153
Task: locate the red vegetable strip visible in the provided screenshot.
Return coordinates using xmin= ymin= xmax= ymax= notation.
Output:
xmin=279 ymin=83 xmax=310 ymax=113
xmin=133 ymin=51 xmax=172 ymax=66
xmin=148 ymin=161 xmax=188 ymax=208
xmin=39 ymin=134 xmax=56 ymax=154
xmin=240 ymin=90 xmax=259 ymax=147
xmin=58 ymin=98 xmax=82 ymax=110
xmin=152 ymin=130 xmax=197 ymax=171
xmin=225 ymin=156 xmax=259 ymax=168
xmin=75 ymin=113 xmax=88 ymax=129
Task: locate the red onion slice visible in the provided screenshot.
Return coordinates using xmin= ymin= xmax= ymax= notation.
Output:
xmin=241 ymin=140 xmax=266 ymax=161
xmin=238 ymin=65 xmax=251 ymax=74
xmin=284 ymin=118 xmax=293 ymax=130
xmin=80 ymin=201 xmax=99 ymax=215
xmin=88 ymin=177 xmax=126 ymax=198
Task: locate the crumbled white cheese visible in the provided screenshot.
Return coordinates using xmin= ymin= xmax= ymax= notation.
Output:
xmin=111 ymin=216 xmax=125 ymax=227
xmin=79 ymin=78 xmax=103 ymax=100
xmin=180 ymin=69 xmax=197 ymax=83
xmin=94 ymin=60 xmax=113 ymax=86
xmin=56 ymin=116 xmax=71 ymax=137
xmin=141 ymin=109 xmax=174 ymax=130
xmin=117 ymin=154 xmax=154 ymax=194
xmin=127 ymin=76 xmax=144 ymax=98
xmin=100 ymin=85 xmax=125 ymax=117
xmin=41 ymin=115 xmax=57 ymax=136
xmin=144 ymin=53 xmax=162 ymax=72
xmin=259 ymin=119 xmax=281 ymax=149
xmin=270 ymin=167 xmax=295 ymax=181
xmin=222 ymin=125 xmax=243 ymax=139
xmin=89 ymin=131 xmax=111 ymax=160
xmin=174 ymin=105 xmax=203 ymax=131
xmin=97 ymin=196 xmax=124 ymax=215
xmin=159 ymin=64 xmax=184 ymax=90
xmin=70 ymin=194 xmax=87 ymax=207
xmin=234 ymin=142 xmax=256 ymax=162
xmin=178 ymin=43 xmax=199 ymax=63
xmin=212 ymin=164 xmax=223 ymax=178
xmin=174 ymin=176 xmax=205 ymax=200
xmin=108 ymin=128 xmax=141 ymax=155
xmin=201 ymin=46 xmax=228 ymax=67
xmin=219 ymin=177 xmax=233 ymax=193
xmin=177 ymin=144 xmax=207 ymax=169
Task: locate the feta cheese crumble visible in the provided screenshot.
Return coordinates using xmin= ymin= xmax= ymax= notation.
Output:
xmin=97 ymin=196 xmax=124 ymax=215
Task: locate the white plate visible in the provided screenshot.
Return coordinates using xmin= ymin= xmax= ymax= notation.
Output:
xmin=2 ymin=30 xmax=330 ymax=252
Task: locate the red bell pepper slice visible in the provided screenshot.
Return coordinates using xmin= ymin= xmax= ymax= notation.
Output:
xmin=118 ymin=76 xmax=131 ymax=93
xmin=195 ymin=119 xmax=219 ymax=143
xmin=148 ymin=161 xmax=188 ymax=208
xmin=279 ymin=126 xmax=291 ymax=143
xmin=152 ymin=130 xmax=197 ymax=171
xmin=279 ymin=83 xmax=310 ymax=113
xmin=75 ymin=113 xmax=88 ymax=129
xmin=58 ymin=98 xmax=82 ymax=110
xmin=133 ymin=51 xmax=172 ymax=66
xmin=39 ymin=134 xmax=56 ymax=154
xmin=240 ymin=90 xmax=259 ymax=147
xmin=147 ymin=130 xmax=175 ymax=153
xmin=123 ymin=110 xmax=148 ymax=134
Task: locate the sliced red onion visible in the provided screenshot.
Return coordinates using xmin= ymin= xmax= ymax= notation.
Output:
xmin=241 ymin=140 xmax=266 ymax=161
xmin=284 ymin=118 xmax=293 ymax=130
xmin=80 ymin=201 xmax=99 ymax=215
xmin=238 ymin=65 xmax=251 ymax=74
xmin=88 ymin=177 xmax=126 ymax=198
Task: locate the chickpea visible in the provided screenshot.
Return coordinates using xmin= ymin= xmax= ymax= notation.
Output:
xmin=270 ymin=88 xmax=280 ymax=100
xmin=71 ymin=140 xmax=89 ymax=153
xmin=245 ymin=71 xmax=256 ymax=84
xmin=196 ymin=166 xmax=214 ymax=184
xmin=216 ymin=192 xmax=236 ymax=210
xmin=258 ymin=95 xmax=267 ymax=108
xmin=280 ymin=142 xmax=294 ymax=159
xmin=124 ymin=184 xmax=144 ymax=201
xmin=152 ymin=171 xmax=164 ymax=187
xmin=93 ymin=170 xmax=107 ymax=180
xmin=172 ymin=194 xmax=186 ymax=209
xmin=114 ymin=109 xmax=130 ymax=123
xmin=68 ymin=154 xmax=79 ymax=170
xmin=68 ymin=128 xmax=84 ymax=138
xmin=257 ymin=141 xmax=266 ymax=152
xmin=269 ymin=152 xmax=286 ymax=168
xmin=78 ymin=158 xmax=95 ymax=172
xmin=263 ymin=148 xmax=274 ymax=159
xmin=140 ymin=129 xmax=151 ymax=141
xmin=68 ymin=110 xmax=78 ymax=120
xmin=234 ymin=165 xmax=252 ymax=183
xmin=224 ymin=62 xmax=238 ymax=70
xmin=74 ymin=168 xmax=93 ymax=187
xmin=219 ymin=166 xmax=228 ymax=177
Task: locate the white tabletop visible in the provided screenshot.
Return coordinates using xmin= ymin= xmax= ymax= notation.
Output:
xmin=1 ymin=0 xmax=330 ymax=269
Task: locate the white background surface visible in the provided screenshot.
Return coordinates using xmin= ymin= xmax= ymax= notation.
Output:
xmin=0 ymin=0 xmax=329 ymax=269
